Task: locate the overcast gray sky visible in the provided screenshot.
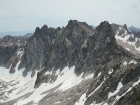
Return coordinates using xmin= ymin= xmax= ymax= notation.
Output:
xmin=0 ymin=0 xmax=140 ymax=32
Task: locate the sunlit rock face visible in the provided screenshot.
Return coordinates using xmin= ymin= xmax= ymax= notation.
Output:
xmin=0 ymin=20 xmax=140 ymax=105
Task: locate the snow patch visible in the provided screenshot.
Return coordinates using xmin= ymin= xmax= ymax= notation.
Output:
xmin=75 ymin=92 xmax=87 ymax=105
xmin=84 ymin=73 xmax=94 ymax=80
xmin=124 ymin=30 xmax=127 ymax=34
xmin=53 ymin=101 xmax=61 ymax=104
xmin=131 ymin=34 xmax=134 ymax=38
xmin=97 ymin=72 xmax=101 ymax=77
xmin=108 ymin=82 xmax=123 ymax=98
xmin=115 ymin=30 xmax=140 ymax=52
xmin=115 ymin=32 xmax=130 ymax=43
xmin=24 ymin=41 xmax=26 ymax=45
xmin=55 ymin=69 xmax=60 ymax=75
xmin=123 ymin=61 xmax=127 ymax=66
xmin=113 ymin=77 xmax=140 ymax=105
xmin=108 ymin=69 xmax=114 ymax=74
xmin=125 ymin=48 xmax=130 ymax=51
xmin=58 ymin=66 xmax=83 ymax=91
xmin=90 ymin=101 xmax=105 ymax=105
xmin=45 ymin=70 xmax=52 ymax=75
xmin=129 ymin=60 xmax=137 ymax=64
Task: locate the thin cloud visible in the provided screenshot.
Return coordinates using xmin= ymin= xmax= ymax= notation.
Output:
xmin=0 ymin=10 xmax=13 ymax=19
xmin=131 ymin=0 xmax=140 ymax=9
xmin=132 ymin=8 xmax=140 ymax=13
xmin=91 ymin=11 xmax=97 ymax=14
xmin=109 ymin=8 xmax=120 ymax=13
xmin=131 ymin=3 xmax=139 ymax=9
xmin=130 ymin=1 xmax=140 ymax=13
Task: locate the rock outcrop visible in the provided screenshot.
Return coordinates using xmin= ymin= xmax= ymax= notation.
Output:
xmin=0 ymin=35 xmax=27 ymax=73
xmin=0 ymin=20 xmax=140 ymax=105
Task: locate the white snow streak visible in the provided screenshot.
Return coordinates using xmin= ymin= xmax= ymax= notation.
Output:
xmin=129 ymin=60 xmax=137 ymax=64
xmin=108 ymin=82 xmax=123 ymax=98
xmin=123 ymin=61 xmax=127 ymax=66
xmin=88 ymin=78 xmax=106 ymax=98
xmin=125 ymin=48 xmax=130 ymax=51
xmin=97 ymin=72 xmax=101 ymax=77
xmin=113 ymin=77 xmax=140 ymax=105
xmin=75 ymin=92 xmax=87 ymax=105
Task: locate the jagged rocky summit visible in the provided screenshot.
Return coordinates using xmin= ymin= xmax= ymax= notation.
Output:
xmin=0 ymin=20 xmax=140 ymax=105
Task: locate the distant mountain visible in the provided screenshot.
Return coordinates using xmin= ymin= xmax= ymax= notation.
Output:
xmin=128 ymin=26 xmax=140 ymax=33
xmin=23 ymin=33 xmax=33 ymax=38
xmin=0 ymin=30 xmax=33 ymax=38
xmin=15 ymin=33 xmax=33 ymax=38
xmin=90 ymin=25 xmax=96 ymax=29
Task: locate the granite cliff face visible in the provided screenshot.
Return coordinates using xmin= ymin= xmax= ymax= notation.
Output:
xmin=0 ymin=20 xmax=140 ymax=105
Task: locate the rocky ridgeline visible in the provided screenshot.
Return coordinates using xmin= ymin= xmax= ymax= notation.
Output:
xmin=0 ymin=20 xmax=140 ymax=105
xmin=0 ymin=35 xmax=27 ymax=73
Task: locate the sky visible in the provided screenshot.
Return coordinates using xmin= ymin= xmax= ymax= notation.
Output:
xmin=0 ymin=0 xmax=140 ymax=32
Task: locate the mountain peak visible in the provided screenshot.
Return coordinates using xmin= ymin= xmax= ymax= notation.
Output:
xmin=96 ymin=21 xmax=110 ymax=30
xmin=96 ymin=21 xmax=114 ymax=39
xmin=123 ymin=24 xmax=128 ymax=30
xmin=89 ymin=21 xmax=118 ymax=52
xmin=66 ymin=20 xmax=78 ymax=29
xmin=34 ymin=27 xmax=40 ymax=34
xmin=68 ymin=20 xmax=78 ymax=24
xmin=41 ymin=25 xmax=48 ymax=31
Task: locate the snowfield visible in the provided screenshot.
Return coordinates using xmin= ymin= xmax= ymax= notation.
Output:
xmin=0 ymin=63 xmax=94 ymax=105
